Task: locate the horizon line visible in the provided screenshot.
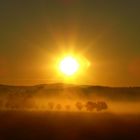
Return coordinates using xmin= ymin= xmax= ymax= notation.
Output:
xmin=0 ymin=83 xmax=140 ymax=88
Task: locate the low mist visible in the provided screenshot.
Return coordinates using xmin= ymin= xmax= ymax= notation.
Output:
xmin=0 ymin=84 xmax=139 ymax=114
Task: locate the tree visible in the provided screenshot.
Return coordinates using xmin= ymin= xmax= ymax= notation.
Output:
xmin=75 ymin=102 xmax=83 ymax=111
xmin=65 ymin=105 xmax=71 ymax=110
xmin=48 ymin=102 xmax=54 ymax=110
xmin=56 ymin=104 xmax=62 ymax=110
xmin=85 ymin=101 xmax=97 ymax=111
xmin=96 ymin=101 xmax=108 ymax=111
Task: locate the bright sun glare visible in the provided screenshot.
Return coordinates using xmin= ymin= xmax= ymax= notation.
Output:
xmin=59 ymin=56 xmax=79 ymax=76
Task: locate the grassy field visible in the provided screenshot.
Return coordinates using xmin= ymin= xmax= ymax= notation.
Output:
xmin=0 ymin=111 xmax=139 ymax=140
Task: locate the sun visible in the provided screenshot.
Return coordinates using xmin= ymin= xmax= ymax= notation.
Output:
xmin=59 ymin=56 xmax=80 ymax=76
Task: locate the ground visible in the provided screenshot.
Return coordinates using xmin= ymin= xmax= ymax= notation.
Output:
xmin=0 ymin=111 xmax=139 ymax=140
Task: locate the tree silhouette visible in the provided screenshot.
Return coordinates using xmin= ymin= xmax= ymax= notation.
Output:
xmin=75 ymin=102 xmax=83 ymax=111
xmin=85 ymin=101 xmax=97 ymax=111
xmin=96 ymin=101 xmax=108 ymax=111
xmin=65 ymin=105 xmax=71 ymax=110
xmin=56 ymin=104 xmax=62 ymax=110
xmin=48 ymin=102 xmax=54 ymax=110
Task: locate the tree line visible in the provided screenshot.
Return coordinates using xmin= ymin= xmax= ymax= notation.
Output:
xmin=0 ymin=98 xmax=108 ymax=112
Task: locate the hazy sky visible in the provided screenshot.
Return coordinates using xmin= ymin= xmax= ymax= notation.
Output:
xmin=0 ymin=0 xmax=140 ymax=86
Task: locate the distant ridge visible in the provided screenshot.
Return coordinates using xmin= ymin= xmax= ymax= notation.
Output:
xmin=0 ymin=83 xmax=140 ymax=88
xmin=0 ymin=83 xmax=140 ymax=102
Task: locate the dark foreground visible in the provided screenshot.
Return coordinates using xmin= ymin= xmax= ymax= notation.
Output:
xmin=0 ymin=111 xmax=140 ymax=140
